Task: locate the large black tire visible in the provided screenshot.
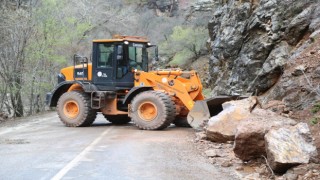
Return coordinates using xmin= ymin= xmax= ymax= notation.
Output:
xmin=57 ymin=91 xmax=97 ymax=127
xmin=131 ymin=91 xmax=176 ymax=130
xmin=104 ymin=115 xmax=131 ymax=124
xmin=173 ymin=116 xmax=191 ymax=128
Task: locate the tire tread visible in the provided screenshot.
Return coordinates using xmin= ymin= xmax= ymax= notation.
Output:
xmin=57 ymin=91 xmax=96 ymax=127
xmin=131 ymin=91 xmax=176 ymax=130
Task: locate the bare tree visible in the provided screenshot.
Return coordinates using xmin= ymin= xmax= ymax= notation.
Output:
xmin=0 ymin=4 xmax=34 ymax=117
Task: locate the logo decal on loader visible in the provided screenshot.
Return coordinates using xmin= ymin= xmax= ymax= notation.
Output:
xmin=97 ymin=71 xmax=108 ymax=77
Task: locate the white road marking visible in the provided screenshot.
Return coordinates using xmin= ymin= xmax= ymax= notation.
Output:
xmin=51 ymin=127 xmax=113 ymax=180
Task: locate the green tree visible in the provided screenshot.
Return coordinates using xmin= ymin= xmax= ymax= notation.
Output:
xmin=0 ymin=0 xmax=92 ymax=116
xmin=160 ymin=25 xmax=208 ymax=67
xmin=24 ymin=0 xmax=91 ymax=115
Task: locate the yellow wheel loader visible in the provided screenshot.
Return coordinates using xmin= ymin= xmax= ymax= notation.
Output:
xmin=46 ymin=35 xmax=237 ymax=130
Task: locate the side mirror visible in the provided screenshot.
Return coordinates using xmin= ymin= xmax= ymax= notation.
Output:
xmin=74 ymin=54 xmax=88 ymax=64
xmin=155 ymin=46 xmax=159 ymax=61
xmin=117 ymin=45 xmax=123 ymax=55
xmin=117 ymin=45 xmax=123 ymax=61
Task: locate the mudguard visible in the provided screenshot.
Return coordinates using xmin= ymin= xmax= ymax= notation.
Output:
xmin=46 ymin=81 xmax=97 ymax=107
xmin=46 ymin=81 xmax=74 ymax=107
xmin=123 ymin=86 xmax=153 ymax=105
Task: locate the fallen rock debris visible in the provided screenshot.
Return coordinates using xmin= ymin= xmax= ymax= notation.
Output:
xmin=195 ymin=97 xmax=319 ymax=179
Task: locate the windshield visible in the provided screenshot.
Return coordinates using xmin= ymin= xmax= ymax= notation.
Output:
xmin=128 ymin=43 xmax=148 ymax=71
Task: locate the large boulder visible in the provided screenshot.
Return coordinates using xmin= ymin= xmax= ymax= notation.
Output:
xmin=206 ymin=97 xmax=259 ymax=142
xmin=233 ymin=109 xmax=296 ymax=161
xmin=265 ymin=123 xmax=318 ymax=173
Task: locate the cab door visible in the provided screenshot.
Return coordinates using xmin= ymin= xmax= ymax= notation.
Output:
xmin=114 ymin=45 xmax=134 ymax=89
xmin=92 ymin=43 xmax=115 ymax=90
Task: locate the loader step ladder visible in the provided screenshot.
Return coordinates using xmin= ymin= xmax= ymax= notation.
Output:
xmin=91 ymin=91 xmax=106 ymax=109
xmin=90 ymin=91 xmax=116 ymax=109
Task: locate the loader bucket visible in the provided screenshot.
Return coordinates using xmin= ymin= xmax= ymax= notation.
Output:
xmin=187 ymin=96 xmax=241 ymax=130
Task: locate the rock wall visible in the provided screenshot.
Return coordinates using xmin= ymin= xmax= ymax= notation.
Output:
xmin=208 ymin=0 xmax=320 ymax=97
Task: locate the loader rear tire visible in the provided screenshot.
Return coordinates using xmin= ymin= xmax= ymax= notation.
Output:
xmin=173 ymin=117 xmax=191 ymax=128
xmin=131 ymin=91 xmax=176 ymax=130
xmin=104 ymin=115 xmax=131 ymax=124
xmin=57 ymin=91 xmax=96 ymax=127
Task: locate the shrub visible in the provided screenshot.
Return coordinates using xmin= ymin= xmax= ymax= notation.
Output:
xmin=310 ymin=117 xmax=319 ymax=125
xmin=311 ymin=103 xmax=320 ymax=114
xmin=169 ymin=50 xmax=193 ymax=67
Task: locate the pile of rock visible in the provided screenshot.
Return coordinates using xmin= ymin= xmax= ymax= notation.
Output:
xmin=280 ymin=163 xmax=320 ymax=179
xmin=203 ymin=97 xmax=318 ymax=175
xmin=195 ymin=131 xmax=242 ymax=170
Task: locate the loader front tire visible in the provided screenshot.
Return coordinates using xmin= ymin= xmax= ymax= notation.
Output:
xmin=104 ymin=115 xmax=131 ymax=124
xmin=57 ymin=91 xmax=96 ymax=127
xmin=131 ymin=91 xmax=176 ymax=130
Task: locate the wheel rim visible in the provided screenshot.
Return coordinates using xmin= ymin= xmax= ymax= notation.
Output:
xmin=63 ymin=100 xmax=79 ymax=119
xmin=138 ymin=101 xmax=158 ymax=121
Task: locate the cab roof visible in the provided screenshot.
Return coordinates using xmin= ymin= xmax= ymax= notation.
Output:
xmin=93 ymin=35 xmax=149 ymax=43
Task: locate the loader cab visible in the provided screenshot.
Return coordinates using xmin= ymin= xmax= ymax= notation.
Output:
xmin=91 ymin=37 xmax=152 ymax=91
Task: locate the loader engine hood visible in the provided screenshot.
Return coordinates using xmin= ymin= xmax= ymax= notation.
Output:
xmin=60 ymin=63 xmax=93 ymax=81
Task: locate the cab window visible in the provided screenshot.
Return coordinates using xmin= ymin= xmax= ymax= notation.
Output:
xmin=98 ymin=44 xmax=114 ymax=68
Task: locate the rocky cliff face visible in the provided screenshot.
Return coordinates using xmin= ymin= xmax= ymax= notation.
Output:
xmin=208 ymin=0 xmax=320 ymax=99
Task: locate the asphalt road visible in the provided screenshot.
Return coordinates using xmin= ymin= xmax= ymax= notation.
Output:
xmin=0 ymin=112 xmax=237 ymax=180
